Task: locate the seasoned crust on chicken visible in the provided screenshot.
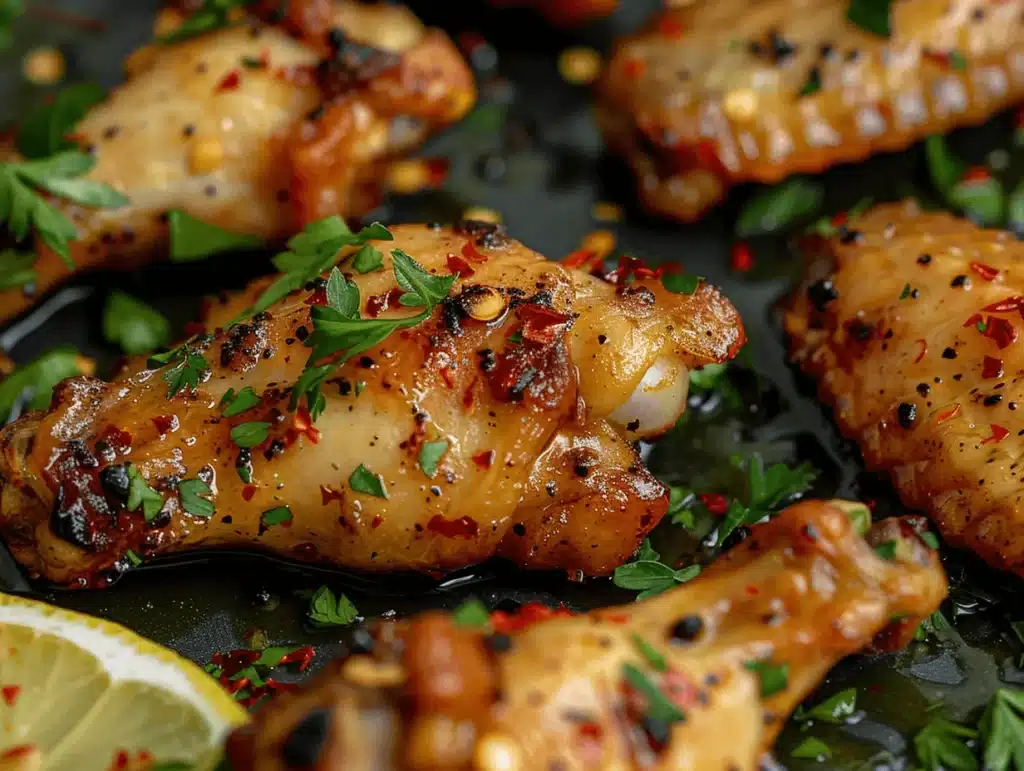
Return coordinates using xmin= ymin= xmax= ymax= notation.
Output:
xmin=786 ymin=201 xmax=1024 ymax=576
xmin=599 ymin=0 xmax=1024 ymax=222
xmin=0 ymin=222 xmax=744 ymax=586
xmin=0 ymin=1 xmax=474 ymax=324
xmin=224 ymin=501 xmax=947 ymax=771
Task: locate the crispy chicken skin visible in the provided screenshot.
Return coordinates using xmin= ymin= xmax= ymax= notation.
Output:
xmin=0 ymin=1 xmax=474 ymax=324
xmin=0 ymin=222 xmax=743 ymax=586
xmin=225 ymin=501 xmax=947 ymax=771
xmin=599 ymin=0 xmax=1024 ymax=222
xmin=786 ymin=201 xmax=1024 ymax=576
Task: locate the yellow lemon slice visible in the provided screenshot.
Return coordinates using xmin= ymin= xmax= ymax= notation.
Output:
xmin=0 ymin=593 xmax=247 ymax=771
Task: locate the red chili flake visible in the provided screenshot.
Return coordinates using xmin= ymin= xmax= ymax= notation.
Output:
xmin=366 ymin=287 xmax=404 ymax=318
xmin=304 ymin=285 xmax=328 ymax=306
xmin=182 ymin=320 xmax=206 ymax=337
xmin=698 ymin=493 xmax=728 ymax=515
xmin=439 ymin=366 xmax=456 ymax=388
xmin=935 ymin=403 xmax=961 ymax=424
xmin=657 ymin=15 xmax=685 ymax=37
xmin=425 ymin=157 xmax=449 ymax=187
xmin=446 ymin=254 xmax=475 ymax=278
xmin=1 ymin=746 xmax=35 ymax=760
xmin=461 ymin=241 xmax=488 ymax=264
xmin=961 ymin=166 xmax=992 ymax=183
xmin=864 ymin=498 xmax=877 ymax=510
xmin=291 ymin=407 xmax=322 ymax=444
xmin=982 ymin=356 xmax=1004 ymax=379
xmin=970 ymin=262 xmax=1000 ymax=281
xmin=320 ymin=484 xmax=344 ymax=506
xmin=745 ymin=585 xmax=759 ymax=596
xmin=216 ymin=70 xmax=241 ymax=92
xmin=730 ymin=241 xmax=754 ymax=273
xmin=151 ymin=414 xmax=179 ymax=435
xmin=472 ymin=450 xmax=495 ymax=470
xmin=603 ymin=255 xmax=660 ymax=285
xmin=982 ymin=424 xmax=1009 ymax=444
xmin=241 ymin=485 xmax=256 ymax=502
xmin=603 ymin=613 xmax=631 ymax=624
xmin=110 ymin=750 xmax=129 ymax=770
xmin=982 ymin=296 xmax=1024 ymax=313
xmin=1 ymin=685 xmax=20 ymax=706
xmin=277 ymin=645 xmax=316 ymax=672
xmin=371 ymin=515 xmax=383 ymax=529
xmin=489 ymin=602 xmax=574 ymax=634
xmin=427 ymin=514 xmax=478 ymax=538
xmin=578 ymin=721 xmax=603 ymax=740
xmin=519 ymin=304 xmax=571 ymax=346
xmin=623 ymin=58 xmax=647 ymax=78
xmin=831 ymin=211 xmax=848 ymax=228
xmin=982 ymin=316 xmax=1018 ymax=349
xmin=913 ymin=339 xmax=927 ymax=363
xmin=563 ymin=249 xmax=596 ymax=269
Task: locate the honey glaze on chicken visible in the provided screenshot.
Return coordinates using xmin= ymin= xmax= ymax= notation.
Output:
xmin=0 ymin=221 xmax=744 ymax=586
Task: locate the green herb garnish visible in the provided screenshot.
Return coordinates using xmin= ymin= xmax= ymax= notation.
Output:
xmin=791 ymin=737 xmax=832 ymax=761
xmin=17 ymin=83 xmax=106 ymax=159
xmin=453 ymin=598 xmax=490 ymax=628
xmin=874 ymin=540 xmax=898 ymax=560
xmin=621 ymin=663 xmax=685 ymax=723
xmin=260 ymin=505 xmax=292 ymax=528
xmin=0 ymin=0 xmax=22 ymax=50
xmin=613 ymin=539 xmax=701 ymax=601
xmin=0 ymin=346 xmax=85 ymax=422
xmin=899 ymin=283 xmax=912 ymax=300
xmin=126 ymin=464 xmax=165 ymax=521
xmin=348 ymin=464 xmax=388 ymax=499
xmin=913 ymin=716 xmax=978 ymax=771
xmin=736 ymin=177 xmax=824 ymax=237
xmin=230 ymin=421 xmax=270 ymax=448
xmin=159 ymin=0 xmax=249 ymax=43
xmin=744 ymin=658 xmax=789 ymax=698
xmin=631 ymin=634 xmax=668 ymax=672
xmin=799 ymin=67 xmax=822 ymax=98
xmin=351 ymin=243 xmax=384 ymax=273
xmin=220 ymin=386 xmax=261 ymax=417
xmin=713 ymin=455 xmax=817 ymax=546
xmin=0 ymin=249 xmax=37 ymax=290
xmin=795 ymin=688 xmax=858 ymax=724
xmin=980 ymin=688 xmax=1024 ymax=771
xmin=102 ymin=290 xmax=172 ymax=355
xmin=157 ymin=345 xmax=210 ymax=399
xmin=178 ymin=477 xmax=215 ymax=518
xmin=308 ymin=585 xmax=359 ymax=627
xmin=418 ymin=440 xmax=448 ymax=479
xmin=661 ymin=272 xmax=703 ymax=295
xmin=167 ymin=210 xmax=261 ymax=262
xmin=847 ymin=0 xmax=893 ymax=37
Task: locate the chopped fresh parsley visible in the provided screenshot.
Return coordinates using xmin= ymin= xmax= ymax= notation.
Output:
xmin=621 ymin=663 xmax=685 ymax=723
xmin=0 ymin=151 xmax=129 ymax=265
xmin=220 ymin=386 xmax=261 ymax=418
xmin=847 ymin=0 xmax=893 ymax=37
xmin=0 ymin=346 xmax=86 ymax=423
xmin=230 ymin=421 xmax=270 ymax=448
xmin=178 ymin=477 xmax=215 ymax=518
xmin=124 ymin=549 xmax=143 ymax=567
xmin=914 ymin=716 xmax=978 ymax=771
xmin=744 ymin=658 xmax=789 ymax=698
xmin=795 ymin=688 xmax=858 ymax=724
xmin=874 ymin=540 xmax=898 ymax=560
xmin=899 ymin=283 xmax=912 ymax=300
xmin=631 ymin=634 xmax=667 ymax=671
xmin=102 ymin=290 xmax=172 ymax=355
xmin=159 ymin=0 xmax=249 ymax=43
xmin=914 ymin=610 xmax=955 ymax=643
xmin=920 ymin=530 xmax=940 ymax=549
xmin=348 ymin=464 xmax=388 ymax=499
xmin=791 ymin=737 xmax=832 ymax=761
xmin=307 ymin=585 xmax=359 ymax=628
xmin=126 ymin=465 xmax=165 ymax=521
xmin=452 ymin=598 xmax=490 ymax=628
xmin=811 ymin=197 xmax=873 ymax=238
xmin=0 ymin=249 xmax=36 ymax=290
xmin=160 ymin=349 xmax=210 ymax=399
xmin=0 ymin=0 xmax=22 ymax=50
xmin=17 ymin=83 xmax=106 ymax=159
xmin=948 ymin=50 xmax=967 ymax=71
xmin=167 ymin=210 xmax=261 ymax=262
xmin=798 ymin=67 xmax=822 ymax=98
xmin=661 ymin=272 xmax=703 ymax=295
xmin=735 ymin=177 xmax=824 ymax=237
xmin=613 ymin=539 xmax=701 ymax=601
xmin=260 ymin=506 xmax=292 ymax=528
xmin=418 ymin=440 xmax=448 ymax=479
xmin=712 ymin=455 xmax=817 ymax=547
xmin=980 ymin=688 xmax=1024 ymax=771
xmin=948 ymin=175 xmax=1005 ymax=228
xmin=351 ymin=243 xmax=384 ymax=273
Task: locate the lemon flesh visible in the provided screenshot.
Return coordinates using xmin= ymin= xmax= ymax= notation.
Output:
xmin=0 ymin=593 xmax=247 ymax=771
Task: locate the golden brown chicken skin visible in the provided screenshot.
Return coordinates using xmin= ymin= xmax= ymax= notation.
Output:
xmin=786 ymin=201 xmax=1024 ymax=576
xmin=224 ymin=501 xmax=947 ymax=771
xmin=0 ymin=1 xmax=474 ymax=324
xmin=599 ymin=0 xmax=1024 ymax=221
xmin=0 ymin=221 xmax=744 ymax=586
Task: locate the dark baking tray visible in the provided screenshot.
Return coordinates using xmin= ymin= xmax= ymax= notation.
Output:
xmin=1 ymin=2 xmax=1021 ymax=767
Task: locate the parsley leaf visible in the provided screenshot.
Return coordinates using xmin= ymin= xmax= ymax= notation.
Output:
xmin=126 ymin=465 xmax=165 ymax=521
xmin=980 ymin=688 xmax=1024 ymax=771
xmin=17 ymin=83 xmax=106 ymax=159
xmin=0 ymin=346 xmax=86 ymax=423
xmin=613 ymin=539 xmax=701 ymax=601
xmin=391 ymin=249 xmax=457 ymax=307
xmin=0 ymin=151 xmax=129 ymax=265
xmin=631 ymin=634 xmax=668 ymax=671
xmin=661 ymin=272 xmax=703 ymax=295
xmin=744 ymin=658 xmax=789 ymax=698
xmin=621 ymin=663 xmax=685 ymax=723
xmin=102 ymin=290 xmax=171 ymax=355
xmin=453 ymin=598 xmax=491 ymax=628
xmin=220 ymin=386 xmax=261 ymax=417
xmin=712 ymin=455 xmax=817 ymax=546
xmin=0 ymin=249 xmax=37 ymax=290
xmin=159 ymin=0 xmax=249 ymax=43
xmin=847 ymin=0 xmax=894 ymax=37
xmin=167 ymin=209 xmax=262 ymax=262
xmin=795 ymin=688 xmax=858 ymax=724
xmin=162 ymin=349 xmax=210 ymax=398
xmin=914 ymin=716 xmax=978 ymax=771
xmin=178 ymin=477 xmax=215 ymax=518
xmin=351 ymin=243 xmax=384 ymax=273
xmin=307 ymin=585 xmax=359 ymax=627
xmin=349 ymin=464 xmax=388 ymax=498
xmin=791 ymin=737 xmax=832 ymax=761
xmin=736 ymin=177 xmax=824 ymax=237
xmin=230 ymin=421 xmax=270 ymax=448
xmin=261 ymin=505 xmax=292 ymax=528
xmin=0 ymin=0 xmax=22 ymax=50
xmin=418 ymin=440 xmax=448 ymax=478
xmin=925 ymin=135 xmax=967 ymax=195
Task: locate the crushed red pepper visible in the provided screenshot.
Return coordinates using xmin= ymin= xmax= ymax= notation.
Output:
xmin=982 ymin=356 xmax=1004 ymax=379
xmin=519 ymin=304 xmax=571 ymax=346
xmin=1 ymin=685 xmax=20 ymax=706
xmin=914 ymin=339 xmax=928 ymax=363
xmin=730 ymin=241 xmax=754 ymax=272
xmin=982 ymin=424 xmax=1009 ymax=444
xmin=935 ymin=404 xmax=961 ymax=425
xmin=698 ymin=492 xmax=728 ymax=515
xmin=489 ymin=602 xmax=574 ymax=634
xmin=216 ymin=70 xmax=241 ymax=92
xmin=446 ymin=254 xmax=475 ymax=278
xmin=982 ymin=316 xmax=1018 ymax=349
xmin=969 ymin=262 xmax=999 ymax=281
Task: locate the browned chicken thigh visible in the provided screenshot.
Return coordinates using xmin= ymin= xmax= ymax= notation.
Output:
xmin=224 ymin=501 xmax=947 ymax=771
xmin=599 ymin=0 xmax=1024 ymax=221
xmin=0 ymin=221 xmax=744 ymax=586
xmin=0 ymin=1 xmax=474 ymax=323
xmin=787 ymin=201 xmax=1024 ymax=576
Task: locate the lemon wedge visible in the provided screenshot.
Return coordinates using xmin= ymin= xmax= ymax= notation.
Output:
xmin=0 ymin=593 xmax=247 ymax=771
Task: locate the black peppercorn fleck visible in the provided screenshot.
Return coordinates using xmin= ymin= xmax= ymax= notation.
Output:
xmin=670 ymin=615 xmax=704 ymax=643
xmin=897 ymin=402 xmax=917 ymax=428
xmin=942 ymin=347 xmax=957 ymax=360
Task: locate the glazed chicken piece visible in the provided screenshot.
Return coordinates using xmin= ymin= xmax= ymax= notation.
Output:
xmin=599 ymin=0 xmax=1024 ymax=221
xmin=786 ymin=201 xmax=1024 ymax=576
xmin=488 ymin=0 xmax=617 ymax=24
xmin=224 ymin=501 xmax=947 ymax=771
xmin=0 ymin=221 xmax=744 ymax=586
xmin=0 ymin=1 xmax=474 ymax=323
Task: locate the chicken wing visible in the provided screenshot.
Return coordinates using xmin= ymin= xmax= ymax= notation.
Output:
xmin=0 ymin=221 xmax=744 ymax=586
xmin=786 ymin=201 xmax=1024 ymax=576
xmin=224 ymin=500 xmax=947 ymax=771
xmin=0 ymin=1 xmax=474 ymax=323
xmin=598 ymin=0 xmax=1024 ymax=221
